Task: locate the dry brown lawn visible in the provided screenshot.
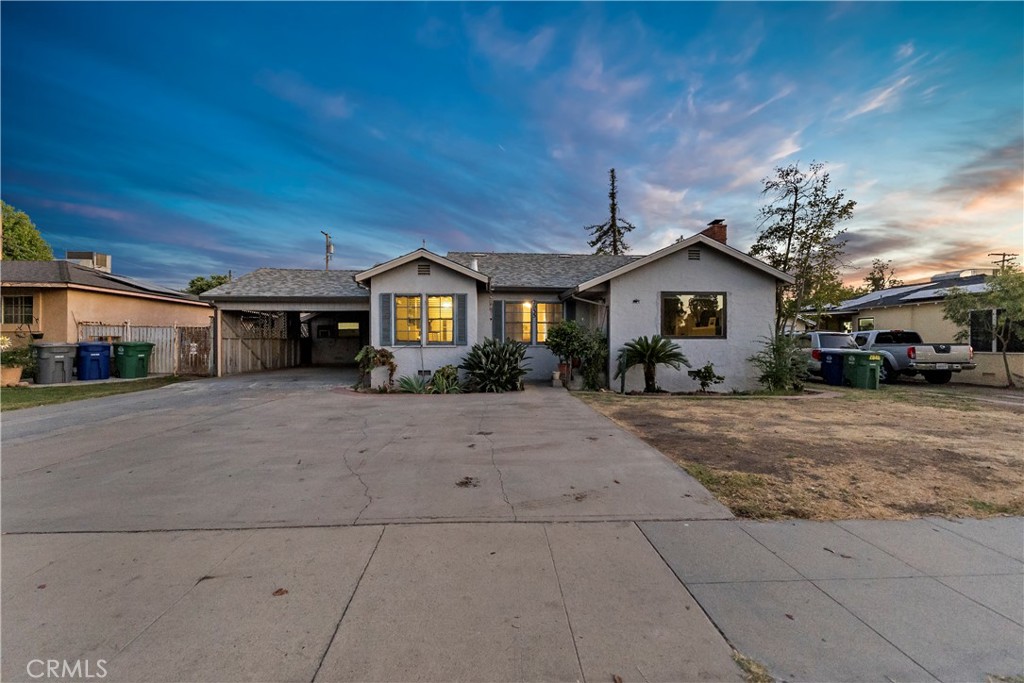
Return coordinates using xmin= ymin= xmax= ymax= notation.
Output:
xmin=579 ymin=384 xmax=1024 ymax=520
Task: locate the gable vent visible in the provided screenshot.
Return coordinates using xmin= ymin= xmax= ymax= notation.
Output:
xmin=688 ymin=247 xmax=701 ymax=260
xmin=417 ymin=263 xmax=431 ymax=276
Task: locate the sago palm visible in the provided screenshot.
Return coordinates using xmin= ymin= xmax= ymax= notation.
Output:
xmin=614 ymin=335 xmax=690 ymax=393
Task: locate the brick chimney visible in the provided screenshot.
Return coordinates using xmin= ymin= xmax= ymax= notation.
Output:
xmin=699 ymin=219 xmax=727 ymax=245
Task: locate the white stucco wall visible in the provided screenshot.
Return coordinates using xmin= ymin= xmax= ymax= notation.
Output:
xmin=603 ymin=246 xmax=779 ymax=392
xmin=367 ymin=259 xmax=480 ymax=386
xmin=477 ymin=292 xmax=565 ymax=380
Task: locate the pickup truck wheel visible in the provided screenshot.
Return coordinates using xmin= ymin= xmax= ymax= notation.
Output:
xmin=924 ymin=370 xmax=952 ymax=384
xmin=880 ymin=360 xmax=899 ymax=384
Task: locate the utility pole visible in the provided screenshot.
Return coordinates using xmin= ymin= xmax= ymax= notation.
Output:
xmin=988 ymin=252 xmax=1019 ymax=271
xmin=320 ymin=231 xmax=333 ymax=271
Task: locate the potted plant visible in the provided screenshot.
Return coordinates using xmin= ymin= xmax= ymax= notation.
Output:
xmin=1 ymin=335 xmax=34 ymax=386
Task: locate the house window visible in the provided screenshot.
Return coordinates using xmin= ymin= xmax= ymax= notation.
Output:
xmin=661 ymin=292 xmax=725 ymax=338
xmin=2 ymin=295 xmax=33 ymax=325
xmin=337 ymin=322 xmax=360 ymax=338
xmin=503 ymin=301 xmax=563 ymax=344
xmin=427 ymin=295 xmax=454 ymax=344
xmin=970 ymin=309 xmax=1024 ymax=353
xmin=394 ymin=295 xmax=422 ymax=344
xmin=858 ymin=317 xmax=874 ymax=331
xmin=535 ymin=302 xmax=563 ymax=343
xmin=505 ymin=302 xmax=532 ymax=343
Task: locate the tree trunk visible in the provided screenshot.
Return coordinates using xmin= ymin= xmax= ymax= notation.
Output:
xmin=643 ymin=365 xmax=657 ymax=392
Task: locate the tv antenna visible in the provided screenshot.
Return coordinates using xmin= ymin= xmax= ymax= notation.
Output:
xmin=320 ymin=230 xmax=334 ymax=271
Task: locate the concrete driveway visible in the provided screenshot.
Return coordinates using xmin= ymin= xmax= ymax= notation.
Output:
xmin=2 ymin=368 xmax=729 ymax=532
xmin=2 ymin=369 xmax=742 ymax=683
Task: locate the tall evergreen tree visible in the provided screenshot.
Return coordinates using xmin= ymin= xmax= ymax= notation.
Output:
xmin=585 ymin=168 xmax=636 ymax=255
xmin=2 ymin=201 xmax=53 ymax=261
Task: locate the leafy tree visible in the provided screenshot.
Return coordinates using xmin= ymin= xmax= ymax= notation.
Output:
xmin=585 ymin=168 xmax=636 ymax=255
xmin=863 ymin=258 xmax=903 ymax=292
xmin=748 ymin=333 xmax=809 ymax=393
xmin=614 ymin=335 xmax=690 ymax=393
xmin=186 ymin=274 xmax=230 ymax=295
xmin=2 ymin=201 xmax=53 ymax=261
xmin=943 ymin=263 xmax=1024 ymax=387
xmin=749 ymin=162 xmax=856 ymax=334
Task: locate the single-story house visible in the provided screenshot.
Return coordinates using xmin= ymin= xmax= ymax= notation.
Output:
xmin=814 ymin=269 xmax=1022 ymax=386
xmin=0 ymin=258 xmax=212 ymax=346
xmin=203 ymin=221 xmax=795 ymax=391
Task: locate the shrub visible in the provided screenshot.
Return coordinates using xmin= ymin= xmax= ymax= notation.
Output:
xmin=354 ymin=345 xmax=396 ymax=390
xmin=614 ymin=335 xmax=690 ymax=393
xmin=546 ymin=320 xmax=608 ymax=390
xmin=748 ymin=333 xmax=808 ymax=393
xmin=397 ymin=375 xmax=429 ymax=393
xmin=430 ymin=364 xmax=462 ymax=394
xmin=460 ymin=338 xmax=530 ymax=393
xmin=688 ymin=362 xmax=725 ymax=392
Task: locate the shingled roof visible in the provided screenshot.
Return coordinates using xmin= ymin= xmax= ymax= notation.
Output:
xmin=200 ymin=268 xmax=368 ymax=300
xmin=0 ymin=260 xmax=203 ymax=302
xmin=446 ymin=252 xmax=639 ymax=290
xmin=829 ymin=273 xmax=990 ymax=312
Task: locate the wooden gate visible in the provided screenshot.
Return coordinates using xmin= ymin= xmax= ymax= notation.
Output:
xmin=77 ymin=323 xmax=213 ymax=375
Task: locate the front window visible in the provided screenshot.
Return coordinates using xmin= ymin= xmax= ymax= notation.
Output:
xmin=858 ymin=317 xmax=874 ymax=331
xmin=535 ymin=303 xmax=563 ymax=343
xmin=662 ymin=293 xmax=725 ymax=338
xmin=394 ymin=295 xmax=421 ymax=344
xmin=427 ymin=295 xmax=454 ymax=344
xmin=505 ymin=301 xmax=532 ymax=343
xmin=2 ymin=295 xmax=33 ymax=325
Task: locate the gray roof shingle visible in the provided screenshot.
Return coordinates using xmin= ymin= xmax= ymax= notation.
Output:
xmin=0 ymin=260 xmax=202 ymax=301
xmin=200 ymin=268 xmax=368 ymax=299
xmin=446 ymin=252 xmax=640 ymax=290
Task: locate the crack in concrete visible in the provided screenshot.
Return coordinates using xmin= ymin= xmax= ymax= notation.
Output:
xmin=342 ymin=418 xmax=375 ymax=525
xmin=477 ymin=409 xmax=516 ymax=522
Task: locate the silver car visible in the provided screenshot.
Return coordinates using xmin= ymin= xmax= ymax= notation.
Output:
xmin=795 ymin=332 xmax=860 ymax=377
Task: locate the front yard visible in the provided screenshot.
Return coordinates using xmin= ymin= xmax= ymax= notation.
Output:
xmin=580 ymin=385 xmax=1024 ymax=520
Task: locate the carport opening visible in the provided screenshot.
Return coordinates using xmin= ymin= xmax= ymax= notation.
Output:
xmin=302 ymin=311 xmax=370 ymax=367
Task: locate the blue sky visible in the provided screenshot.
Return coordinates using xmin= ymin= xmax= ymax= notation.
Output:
xmin=2 ymin=2 xmax=1021 ymax=288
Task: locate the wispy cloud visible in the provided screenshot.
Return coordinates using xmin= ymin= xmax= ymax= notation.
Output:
xmin=896 ymin=41 xmax=915 ymax=60
xmin=256 ymin=70 xmax=351 ymax=119
xmin=37 ymin=199 xmax=131 ymax=223
xmin=937 ymin=137 xmax=1024 ymax=212
xmin=844 ymin=75 xmax=912 ymax=120
xmin=465 ymin=8 xmax=555 ymax=71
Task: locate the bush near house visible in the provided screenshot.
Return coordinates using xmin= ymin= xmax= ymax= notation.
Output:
xmin=460 ymin=338 xmax=530 ymax=393
xmin=545 ymin=320 xmax=607 ymax=390
xmin=614 ymin=335 xmax=690 ymax=393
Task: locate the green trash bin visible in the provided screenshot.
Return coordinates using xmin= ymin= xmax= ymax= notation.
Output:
xmin=113 ymin=342 xmax=155 ymax=378
xmin=843 ymin=351 xmax=882 ymax=390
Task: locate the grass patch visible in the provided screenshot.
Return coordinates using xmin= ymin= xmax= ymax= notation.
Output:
xmin=733 ymin=652 xmax=774 ymax=683
xmin=1 ymin=376 xmax=189 ymax=411
xmin=967 ymin=499 xmax=1024 ymax=515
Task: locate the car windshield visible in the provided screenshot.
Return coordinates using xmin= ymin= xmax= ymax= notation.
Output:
xmin=820 ymin=335 xmax=859 ymax=349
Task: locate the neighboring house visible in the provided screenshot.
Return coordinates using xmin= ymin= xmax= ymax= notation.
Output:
xmin=204 ymin=221 xmax=794 ymax=392
xmin=0 ymin=259 xmax=211 ymax=345
xmin=816 ymin=270 xmax=1022 ymax=386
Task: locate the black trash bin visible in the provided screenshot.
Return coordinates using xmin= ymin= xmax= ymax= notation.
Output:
xmin=76 ymin=342 xmax=112 ymax=381
xmin=820 ymin=350 xmax=847 ymax=386
xmin=34 ymin=342 xmax=78 ymax=384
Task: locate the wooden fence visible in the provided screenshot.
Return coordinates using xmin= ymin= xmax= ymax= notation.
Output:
xmin=77 ymin=323 xmax=213 ymax=375
xmin=219 ymin=311 xmax=299 ymax=375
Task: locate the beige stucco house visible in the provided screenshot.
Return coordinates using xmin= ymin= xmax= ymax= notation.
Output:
xmin=0 ymin=260 xmax=212 ymax=347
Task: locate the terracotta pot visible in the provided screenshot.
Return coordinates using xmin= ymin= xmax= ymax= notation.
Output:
xmin=2 ymin=366 xmax=24 ymax=387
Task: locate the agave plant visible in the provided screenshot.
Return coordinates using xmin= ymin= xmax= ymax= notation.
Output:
xmin=614 ymin=335 xmax=690 ymax=393
xmin=397 ymin=374 xmax=430 ymax=393
xmin=460 ymin=338 xmax=530 ymax=393
xmin=429 ymin=364 xmax=462 ymax=394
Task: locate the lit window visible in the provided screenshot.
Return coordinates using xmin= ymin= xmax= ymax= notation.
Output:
xmin=2 ymin=295 xmax=33 ymax=325
xmin=661 ymin=293 xmax=725 ymax=338
xmin=535 ymin=302 xmax=563 ymax=343
xmin=427 ymin=295 xmax=454 ymax=344
xmin=394 ymin=295 xmax=421 ymax=344
xmin=858 ymin=317 xmax=875 ymax=331
xmin=505 ymin=301 xmax=531 ymax=343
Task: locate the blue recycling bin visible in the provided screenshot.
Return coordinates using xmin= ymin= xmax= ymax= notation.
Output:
xmin=76 ymin=342 xmax=111 ymax=381
xmin=820 ymin=350 xmax=847 ymax=386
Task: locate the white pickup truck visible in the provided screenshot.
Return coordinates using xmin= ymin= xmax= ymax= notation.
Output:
xmin=853 ymin=329 xmax=975 ymax=384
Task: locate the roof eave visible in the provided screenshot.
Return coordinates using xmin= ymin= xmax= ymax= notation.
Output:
xmin=354 ymin=248 xmax=490 ymax=285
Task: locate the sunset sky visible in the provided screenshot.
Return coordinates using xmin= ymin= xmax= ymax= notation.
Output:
xmin=2 ymin=2 xmax=1021 ymax=289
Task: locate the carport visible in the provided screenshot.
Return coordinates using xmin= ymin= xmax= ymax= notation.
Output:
xmin=200 ymin=269 xmax=369 ymax=376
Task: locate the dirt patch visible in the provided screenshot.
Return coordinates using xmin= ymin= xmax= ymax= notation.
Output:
xmin=455 ymin=476 xmax=480 ymax=488
xmin=580 ymin=385 xmax=1024 ymax=520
